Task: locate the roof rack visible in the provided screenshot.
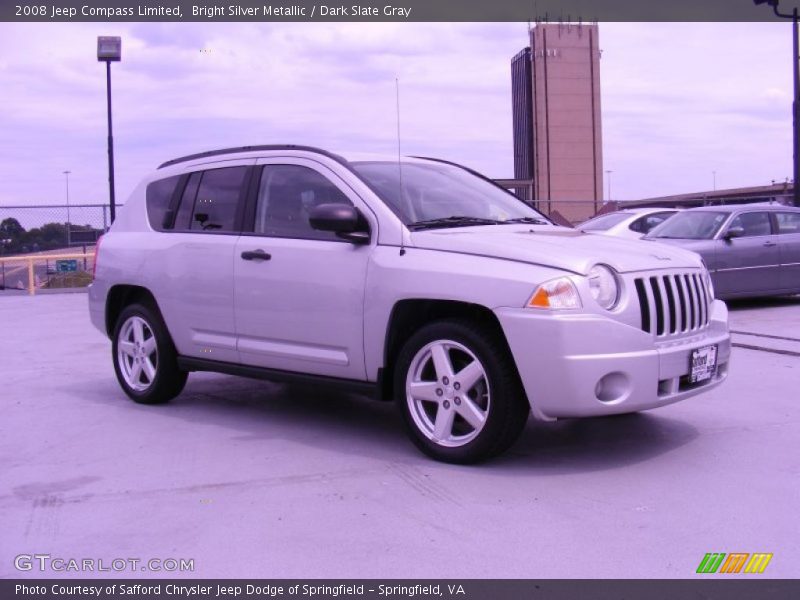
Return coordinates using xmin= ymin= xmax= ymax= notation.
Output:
xmin=157 ymin=144 xmax=349 ymax=169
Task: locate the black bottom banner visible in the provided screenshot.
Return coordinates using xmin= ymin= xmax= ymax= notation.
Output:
xmin=2 ymin=580 xmax=798 ymax=600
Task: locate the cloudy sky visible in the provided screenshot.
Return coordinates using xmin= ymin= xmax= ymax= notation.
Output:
xmin=0 ymin=21 xmax=791 ymax=207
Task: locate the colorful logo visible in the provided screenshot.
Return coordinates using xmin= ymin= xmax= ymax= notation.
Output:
xmin=697 ymin=553 xmax=773 ymax=574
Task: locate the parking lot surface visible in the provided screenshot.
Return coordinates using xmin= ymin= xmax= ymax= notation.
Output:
xmin=1 ymin=293 xmax=798 ymax=578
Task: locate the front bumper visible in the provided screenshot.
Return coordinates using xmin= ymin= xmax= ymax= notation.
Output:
xmin=495 ymin=299 xmax=730 ymax=420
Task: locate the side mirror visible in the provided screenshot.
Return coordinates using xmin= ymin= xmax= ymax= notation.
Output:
xmin=309 ymin=204 xmax=369 ymax=244
xmin=724 ymin=226 xmax=744 ymax=241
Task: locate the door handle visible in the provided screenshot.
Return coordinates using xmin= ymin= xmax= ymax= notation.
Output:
xmin=763 ymin=241 xmax=777 ymax=247
xmin=241 ymin=249 xmax=271 ymax=261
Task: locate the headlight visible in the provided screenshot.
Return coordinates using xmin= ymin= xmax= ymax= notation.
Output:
xmin=587 ymin=264 xmax=619 ymax=310
xmin=527 ymin=277 xmax=581 ymax=310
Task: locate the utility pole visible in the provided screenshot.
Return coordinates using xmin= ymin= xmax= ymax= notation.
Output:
xmin=63 ymin=170 xmax=71 ymax=247
xmin=97 ymin=36 xmax=121 ymax=221
xmin=753 ymin=1 xmax=800 ymax=206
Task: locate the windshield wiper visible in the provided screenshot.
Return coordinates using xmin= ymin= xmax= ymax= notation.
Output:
xmin=408 ymin=216 xmax=502 ymax=231
xmin=504 ymin=217 xmax=550 ymax=225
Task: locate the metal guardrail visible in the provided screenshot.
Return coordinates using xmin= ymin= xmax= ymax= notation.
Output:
xmin=0 ymin=252 xmax=95 ymax=295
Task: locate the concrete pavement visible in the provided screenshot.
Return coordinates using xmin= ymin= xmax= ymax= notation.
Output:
xmin=0 ymin=293 xmax=798 ymax=579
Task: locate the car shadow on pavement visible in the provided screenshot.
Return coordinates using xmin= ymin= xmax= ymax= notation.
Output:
xmin=726 ymin=295 xmax=800 ymax=311
xmin=72 ymin=372 xmax=412 ymax=459
xmin=69 ymin=372 xmax=699 ymax=474
xmin=494 ymin=413 xmax=699 ymax=474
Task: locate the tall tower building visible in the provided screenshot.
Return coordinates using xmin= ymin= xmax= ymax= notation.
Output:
xmin=511 ymin=47 xmax=535 ymax=202
xmin=511 ymin=22 xmax=603 ymax=222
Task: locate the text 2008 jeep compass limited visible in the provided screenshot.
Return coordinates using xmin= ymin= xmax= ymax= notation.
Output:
xmin=89 ymin=145 xmax=730 ymax=463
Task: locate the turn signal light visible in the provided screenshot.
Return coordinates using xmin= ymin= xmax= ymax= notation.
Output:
xmin=527 ymin=277 xmax=581 ymax=309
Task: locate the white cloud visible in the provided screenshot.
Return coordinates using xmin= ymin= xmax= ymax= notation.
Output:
xmin=0 ymin=21 xmax=792 ymax=206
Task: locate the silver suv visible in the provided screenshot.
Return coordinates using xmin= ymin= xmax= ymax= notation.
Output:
xmin=89 ymin=145 xmax=731 ymax=463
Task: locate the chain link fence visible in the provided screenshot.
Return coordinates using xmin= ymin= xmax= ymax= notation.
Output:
xmin=9 ymin=192 xmax=784 ymax=293
xmin=0 ymin=204 xmax=114 ymax=292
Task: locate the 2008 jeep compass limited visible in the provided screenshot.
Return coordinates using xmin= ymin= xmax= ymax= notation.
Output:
xmin=89 ymin=145 xmax=730 ymax=463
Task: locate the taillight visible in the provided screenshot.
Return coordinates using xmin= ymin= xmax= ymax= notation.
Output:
xmin=92 ymin=235 xmax=103 ymax=278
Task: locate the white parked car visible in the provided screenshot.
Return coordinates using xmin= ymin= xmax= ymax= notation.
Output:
xmin=581 ymin=207 xmax=680 ymax=239
xmin=89 ymin=146 xmax=730 ymax=463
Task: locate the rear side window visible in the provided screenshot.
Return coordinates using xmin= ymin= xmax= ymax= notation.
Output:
xmin=173 ymin=167 xmax=248 ymax=232
xmin=776 ymin=212 xmax=800 ymax=234
xmin=173 ymin=172 xmax=201 ymax=230
xmin=145 ymin=176 xmax=181 ymax=231
xmin=629 ymin=211 xmax=676 ymax=234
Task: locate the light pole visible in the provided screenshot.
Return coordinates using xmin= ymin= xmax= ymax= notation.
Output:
xmin=754 ymin=0 xmax=800 ymax=207
xmin=97 ymin=36 xmax=121 ymax=222
xmin=605 ymin=170 xmax=613 ymax=201
xmin=712 ymin=170 xmax=716 ymax=192
xmin=63 ymin=170 xmax=71 ymax=247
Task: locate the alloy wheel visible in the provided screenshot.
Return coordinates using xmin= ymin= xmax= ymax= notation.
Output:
xmin=116 ymin=315 xmax=158 ymax=392
xmin=405 ymin=339 xmax=491 ymax=448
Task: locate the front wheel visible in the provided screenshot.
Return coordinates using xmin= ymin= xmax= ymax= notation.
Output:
xmin=112 ymin=302 xmax=187 ymax=404
xmin=394 ymin=320 xmax=530 ymax=464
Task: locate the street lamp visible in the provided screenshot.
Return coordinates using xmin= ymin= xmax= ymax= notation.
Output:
xmin=605 ymin=170 xmax=613 ymax=201
xmin=97 ymin=36 xmax=121 ymax=223
xmin=754 ymin=0 xmax=800 ymax=206
xmin=63 ymin=170 xmax=71 ymax=247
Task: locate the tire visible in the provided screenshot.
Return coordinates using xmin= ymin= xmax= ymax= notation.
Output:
xmin=112 ymin=302 xmax=187 ymax=404
xmin=394 ymin=319 xmax=530 ymax=464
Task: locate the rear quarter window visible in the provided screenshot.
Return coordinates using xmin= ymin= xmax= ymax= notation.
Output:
xmin=145 ymin=176 xmax=181 ymax=231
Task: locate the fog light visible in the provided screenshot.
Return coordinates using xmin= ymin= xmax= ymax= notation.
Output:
xmin=594 ymin=372 xmax=630 ymax=403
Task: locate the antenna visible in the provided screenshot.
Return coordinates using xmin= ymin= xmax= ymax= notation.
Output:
xmin=396 ymin=77 xmax=406 ymax=256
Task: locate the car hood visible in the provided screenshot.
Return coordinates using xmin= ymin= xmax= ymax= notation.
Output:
xmin=409 ymin=225 xmax=704 ymax=275
xmin=642 ymin=237 xmax=715 ymax=253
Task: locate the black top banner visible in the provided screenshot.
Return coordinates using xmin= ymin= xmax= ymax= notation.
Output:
xmin=2 ymin=0 xmax=800 ymax=22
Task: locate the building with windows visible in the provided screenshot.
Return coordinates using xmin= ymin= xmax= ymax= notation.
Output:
xmin=511 ymin=22 xmax=603 ymax=223
xmin=511 ymin=47 xmax=534 ymax=203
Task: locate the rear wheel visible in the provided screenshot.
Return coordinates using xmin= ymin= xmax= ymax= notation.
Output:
xmin=112 ymin=302 xmax=187 ymax=404
xmin=394 ymin=320 xmax=530 ymax=464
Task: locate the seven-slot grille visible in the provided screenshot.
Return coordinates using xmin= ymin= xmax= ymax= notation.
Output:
xmin=634 ymin=272 xmax=710 ymax=337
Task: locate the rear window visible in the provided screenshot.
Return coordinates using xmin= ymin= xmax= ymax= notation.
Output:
xmin=145 ymin=176 xmax=181 ymax=231
xmin=629 ymin=211 xmax=676 ymax=234
xmin=580 ymin=212 xmax=629 ymax=231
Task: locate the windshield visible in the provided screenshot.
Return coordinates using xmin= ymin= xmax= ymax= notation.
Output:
xmin=647 ymin=211 xmax=728 ymax=240
xmin=351 ymin=161 xmax=550 ymax=228
xmin=580 ymin=212 xmax=630 ymax=231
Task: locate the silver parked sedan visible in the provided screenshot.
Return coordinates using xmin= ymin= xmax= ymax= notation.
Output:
xmin=645 ymin=203 xmax=800 ymax=299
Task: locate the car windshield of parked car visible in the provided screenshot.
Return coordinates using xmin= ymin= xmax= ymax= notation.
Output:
xmin=351 ymin=161 xmax=550 ymax=229
xmin=647 ymin=211 xmax=728 ymax=240
xmin=580 ymin=212 xmax=630 ymax=231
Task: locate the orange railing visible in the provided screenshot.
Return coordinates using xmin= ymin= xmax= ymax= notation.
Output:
xmin=0 ymin=251 xmax=95 ymax=295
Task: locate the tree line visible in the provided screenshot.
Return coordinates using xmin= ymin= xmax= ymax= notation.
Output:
xmin=0 ymin=217 xmax=100 ymax=255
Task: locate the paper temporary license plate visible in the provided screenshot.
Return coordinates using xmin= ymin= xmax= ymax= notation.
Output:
xmin=690 ymin=345 xmax=717 ymax=383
